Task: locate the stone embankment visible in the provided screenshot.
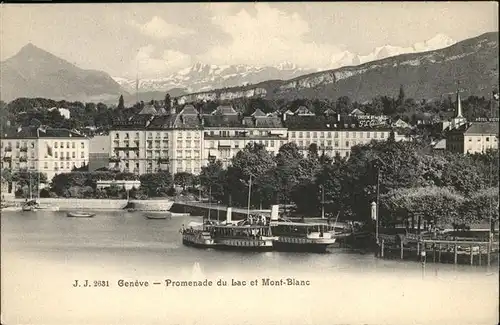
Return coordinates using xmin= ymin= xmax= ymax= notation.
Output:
xmin=12 ymin=198 xmax=174 ymax=211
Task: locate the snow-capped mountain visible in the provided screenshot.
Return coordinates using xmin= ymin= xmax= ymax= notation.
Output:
xmin=114 ymin=62 xmax=315 ymax=94
xmin=114 ymin=34 xmax=456 ymax=94
xmin=327 ymin=34 xmax=456 ymax=69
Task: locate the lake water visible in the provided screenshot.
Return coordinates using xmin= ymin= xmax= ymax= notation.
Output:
xmin=1 ymin=210 xmax=498 ymax=325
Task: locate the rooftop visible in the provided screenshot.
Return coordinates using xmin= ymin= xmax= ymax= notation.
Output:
xmin=464 ymin=122 xmax=499 ymax=135
xmin=212 ymin=105 xmax=238 ymax=116
xmin=2 ymin=126 xmax=87 ymax=139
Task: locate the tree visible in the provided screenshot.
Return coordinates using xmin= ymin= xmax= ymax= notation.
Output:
xmin=139 ymin=172 xmax=173 ymax=197
xmin=174 ymin=172 xmax=195 ymax=191
xmin=226 ymin=142 xmax=275 ymax=207
xmin=461 ymin=187 xmax=499 ymax=229
xmin=165 ymin=93 xmax=171 ymax=111
xmin=397 ymin=85 xmax=405 ymax=106
xmin=117 ymin=95 xmax=125 ymax=110
xmin=382 ymin=186 xmax=464 ymax=230
xmin=336 ymin=96 xmax=352 ymax=114
xmin=199 ymin=160 xmax=227 ymax=202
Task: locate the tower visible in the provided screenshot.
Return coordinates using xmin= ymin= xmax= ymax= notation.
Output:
xmin=455 ymin=81 xmax=463 ymax=118
xmin=449 ymin=80 xmax=467 ymax=130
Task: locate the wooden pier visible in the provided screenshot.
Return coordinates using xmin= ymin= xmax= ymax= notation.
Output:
xmin=377 ymin=236 xmax=499 ymax=266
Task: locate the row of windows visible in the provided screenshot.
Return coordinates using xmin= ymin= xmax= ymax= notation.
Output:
xmin=0 ymin=141 xmax=36 ymax=149
xmin=289 ymin=131 xmax=387 ymax=139
xmin=205 ymin=130 xmax=275 ymax=137
xmin=1 ymin=141 xmax=86 ymax=150
xmin=45 ymin=151 xmax=85 ymax=159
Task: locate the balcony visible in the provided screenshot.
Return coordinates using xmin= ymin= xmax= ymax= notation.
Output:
xmin=20 ymin=147 xmax=28 ymax=152
xmin=4 ymin=147 xmax=12 ymax=152
xmin=114 ymin=146 xmax=139 ymax=151
xmin=19 ymin=157 xmax=28 ymax=162
xmin=158 ymin=158 xmax=169 ymax=164
xmin=109 ymin=156 xmax=121 ymax=163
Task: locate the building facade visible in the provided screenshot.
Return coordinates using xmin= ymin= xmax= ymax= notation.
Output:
xmin=108 ymin=104 xmax=407 ymax=175
xmin=1 ymin=126 xmax=89 ymax=181
xmin=446 ymin=121 xmax=499 ymax=154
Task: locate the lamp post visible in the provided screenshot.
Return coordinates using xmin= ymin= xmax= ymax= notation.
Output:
xmin=320 ymin=185 xmax=325 ymax=219
xmin=208 ymin=185 xmax=212 ymax=221
xmin=247 ymin=174 xmax=253 ymax=219
xmin=372 ymin=158 xmax=383 ymax=245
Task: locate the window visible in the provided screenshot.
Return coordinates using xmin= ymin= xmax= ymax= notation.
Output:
xmin=16 ymin=141 xmax=20 ymax=148
xmin=44 ymin=162 xmax=48 ymax=169
xmin=71 ymin=152 xmax=75 ymax=159
xmin=346 ymin=141 xmax=350 ymax=147
xmin=72 ymin=142 xmax=75 ymax=148
xmin=486 ymin=137 xmax=490 ymax=142
xmin=55 ymin=152 xmax=58 ymax=158
xmin=80 ymin=142 xmax=85 ymax=149
xmin=80 ymin=152 xmax=84 ymax=158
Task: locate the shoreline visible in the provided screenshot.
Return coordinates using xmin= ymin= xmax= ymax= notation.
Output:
xmin=6 ymin=198 xmax=175 ymax=211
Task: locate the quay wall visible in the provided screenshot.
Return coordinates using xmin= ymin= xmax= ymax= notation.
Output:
xmin=12 ymin=198 xmax=174 ymax=211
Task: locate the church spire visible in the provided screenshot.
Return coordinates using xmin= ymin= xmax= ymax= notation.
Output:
xmin=455 ymin=80 xmax=463 ymax=118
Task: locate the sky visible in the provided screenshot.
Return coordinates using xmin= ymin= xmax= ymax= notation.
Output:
xmin=1 ymin=2 xmax=498 ymax=79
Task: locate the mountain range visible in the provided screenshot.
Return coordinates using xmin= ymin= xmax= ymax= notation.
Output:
xmin=176 ymin=32 xmax=498 ymax=104
xmin=113 ymin=34 xmax=457 ymax=95
xmin=1 ymin=32 xmax=497 ymax=105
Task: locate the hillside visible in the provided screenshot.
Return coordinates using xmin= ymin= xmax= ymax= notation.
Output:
xmin=177 ymin=32 xmax=499 ymax=104
xmin=1 ymin=43 xmax=126 ymax=102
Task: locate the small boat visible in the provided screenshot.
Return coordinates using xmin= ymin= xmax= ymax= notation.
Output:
xmin=22 ymin=205 xmax=37 ymax=212
xmin=67 ymin=211 xmax=95 ymax=218
xmin=145 ymin=211 xmax=171 ymax=219
xmin=22 ymin=200 xmax=39 ymax=212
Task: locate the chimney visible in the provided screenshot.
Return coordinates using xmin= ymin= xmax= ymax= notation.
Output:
xmin=270 ymin=205 xmax=279 ymax=221
xmin=337 ymin=114 xmax=340 ymax=122
xmin=282 ymin=112 xmax=287 ymax=122
xmin=226 ymin=207 xmax=232 ymax=223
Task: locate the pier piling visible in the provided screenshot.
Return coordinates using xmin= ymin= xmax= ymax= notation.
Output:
xmin=381 ymin=239 xmax=385 ymax=258
xmin=470 ymin=244 xmax=474 ymax=266
xmin=400 ymin=242 xmax=404 ymax=259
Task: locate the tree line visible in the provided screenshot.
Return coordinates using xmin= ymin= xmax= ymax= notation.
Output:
xmin=1 ymin=86 xmax=498 ymax=133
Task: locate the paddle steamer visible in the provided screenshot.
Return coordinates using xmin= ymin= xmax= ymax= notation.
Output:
xmin=270 ymin=221 xmax=337 ymax=253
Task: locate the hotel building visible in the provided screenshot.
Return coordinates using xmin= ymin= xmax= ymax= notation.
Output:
xmin=1 ymin=126 xmax=89 ymax=181
xmin=446 ymin=121 xmax=499 ymax=154
xmin=108 ymin=104 xmax=407 ymax=176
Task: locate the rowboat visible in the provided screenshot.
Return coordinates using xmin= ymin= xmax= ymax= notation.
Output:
xmin=145 ymin=211 xmax=171 ymax=219
xmin=67 ymin=211 xmax=95 ymax=218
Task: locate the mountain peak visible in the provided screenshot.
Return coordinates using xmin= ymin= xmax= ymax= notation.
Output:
xmin=18 ymin=42 xmax=45 ymax=55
